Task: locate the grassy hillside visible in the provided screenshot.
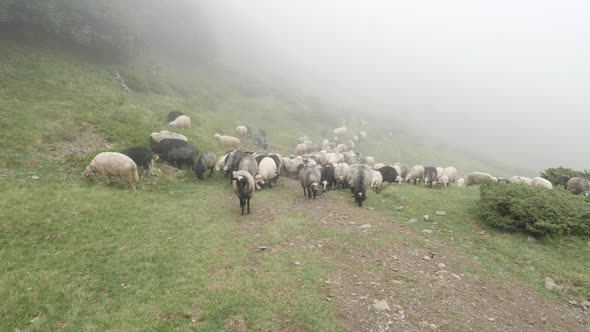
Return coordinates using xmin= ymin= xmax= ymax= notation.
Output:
xmin=1 ymin=41 xmax=588 ymax=331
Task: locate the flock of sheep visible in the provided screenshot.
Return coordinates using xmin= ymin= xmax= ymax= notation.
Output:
xmin=82 ymin=112 xmax=590 ymax=216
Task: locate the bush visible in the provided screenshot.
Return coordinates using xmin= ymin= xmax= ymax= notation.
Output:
xmin=479 ymin=183 xmax=590 ymax=237
xmin=540 ymin=166 xmax=590 ymax=185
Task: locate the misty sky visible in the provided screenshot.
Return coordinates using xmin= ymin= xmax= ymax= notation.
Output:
xmin=202 ymin=0 xmax=590 ymax=170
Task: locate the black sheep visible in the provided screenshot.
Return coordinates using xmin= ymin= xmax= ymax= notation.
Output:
xmin=224 ymin=149 xmax=244 ymax=181
xmin=255 ymin=131 xmax=268 ymax=150
xmin=121 ymin=146 xmax=154 ymax=171
xmin=193 ymin=152 xmax=216 ymax=180
xmin=423 ymin=166 xmax=438 ymax=188
xmin=167 ymin=111 xmax=184 ymax=122
xmin=151 ymin=139 xmax=198 ymax=169
xmin=378 ymin=166 xmax=399 ymax=184
xmin=321 ymin=165 xmax=336 ymax=191
xmin=555 ymin=175 xmax=571 ymax=189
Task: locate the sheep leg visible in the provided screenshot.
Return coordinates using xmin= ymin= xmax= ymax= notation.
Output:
xmin=302 ymin=186 xmax=307 ymax=197
xmin=247 ymin=198 xmax=250 ymax=214
xmin=240 ymin=197 xmax=245 ymax=215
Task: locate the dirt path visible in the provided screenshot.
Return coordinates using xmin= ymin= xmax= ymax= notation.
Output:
xmin=231 ymin=178 xmax=589 ymax=331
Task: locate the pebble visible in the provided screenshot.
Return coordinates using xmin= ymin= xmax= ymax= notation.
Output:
xmin=294 ymin=261 xmax=301 ymax=266
xmin=527 ymin=236 xmax=536 ymax=242
xmin=257 ymin=246 xmax=268 ymax=251
xmin=544 ymin=277 xmax=563 ymax=291
xmin=451 ymin=273 xmax=462 ymax=280
xmin=359 ymin=224 xmax=372 ymax=229
xmin=423 ymin=229 xmax=433 ymax=234
xmin=371 ymin=300 xmax=390 ymax=312
xmin=435 ymin=210 xmax=446 ymax=216
xmin=478 ymin=231 xmax=486 ymax=235
xmin=487 ymin=317 xmax=496 ymax=322
xmin=423 ymin=215 xmax=430 ymax=221
xmin=437 ymin=263 xmax=446 ymax=268
xmin=396 ymin=206 xmax=405 ymax=211
xmin=422 ymin=256 xmax=431 ymax=261
xmin=580 ymin=300 xmax=590 ymax=307
xmin=408 ymin=218 xmax=417 ymax=224
xmin=31 ymin=175 xmax=40 ymax=180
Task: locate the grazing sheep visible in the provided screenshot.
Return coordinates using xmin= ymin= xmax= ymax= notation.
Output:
xmin=334 ymin=163 xmax=350 ymax=188
xmin=371 ymin=170 xmax=383 ymax=193
xmin=267 ymin=153 xmax=282 ymax=170
xmin=321 ymin=164 xmax=336 ymax=191
xmin=150 ymin=131 xmax=187 ymax=143
xmin=256 ymin=157 xmax=279 ymax=189
xmin=236 ymin=125 xmax=248 ymax=136
xmin=216 ymin=153 xmax=229 ymax=172
xmin=378 ymin=166 xmax=399 ymax=184
xmin=238 ymin=154 xmax=259 ymax=181
xmin=531 ymin=177 xmax=553 ymax=189
xmin=423 ymin=166 xmax=438 ymax=188
xmin=365 ymin=156 xmax=375 ymax=167
xmin=295 ymin=143 xmax=308 ymax=154
xmin=436 ymin=167 xmax=444 ymax=180
xmin=457 ymin=178 xmax=465 ymax=187
xmin=255 ymin=131 xmax=268 ymax=150
xmin=333 ymin=127 xmax=348 ymax=137
xmin=121 ymin=147 xmax=154 ymax=173
xmin=373 ymin=163 xmax=385 ymax=170
xmin=232 ymin=170 xmax=255 ymax=215
xmin=351 ymin=164 xmax=371 ymax=207
xmin=299 ymin=165 xmax=322 ymax=199
xmin=465 ymin=172 xmax=496 ymax=186
xmin=554 ymin=175 xmax=571 ymax=188
xmin=336 ymin=144 xmax=348 ymax=152
xmin=406 ymin=165 xmax=425 ymax=185
xmin=168 ymin=115 xmax=191 ymax=129
xmin=284 ymin=157 xmax=305 ymax=178
xmin=193 ymin=152 xmax=217 ymax=180
xmin=84 ymin=152 xmax=139 ymax=190
xmin=151 ymin=139 xmax=198 ymax=169
xmin=439 ymin=167 xmax=458 ymax=187
xmin=567 ymin=177 xmax=590 ymax=195
xmin=167 ymin=111 xmax=184 ymax=122
xmin=214 ymin=133 xmax=241 ymax=149
xmin=509 ymin=176 xmax=532 ymax=185
xmin=393 ymin=162 xmax=409 ymax=180
xmin=224 ymin=149 xmax=244 ymax=180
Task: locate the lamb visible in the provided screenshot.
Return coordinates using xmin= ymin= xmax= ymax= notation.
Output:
xmin=405 ymin=165 xmax=425 ymax=185
xmin=333 ymin=126 xmax=348 ymax=137
xmin=378 ymin=166 xmax=399 ymax=184
xmin=256 ymin=157 xmax=279 ymax=189
xmin=168 ymin=115 xmax=191 ymax=129
xmin=438 ymin=167 xmax=458 ymax=187
xmin=351 ymin=164 xmax=371 ymax=207
xmin=84 ymin=152 xmax=139 ymax=190
xmin=150 ymin=131 xmax=187 ymax=143
xmin=238 ymin=154 xmax=259 ymax=180
xmin=531 ymin=177 xmax=553 ymax=189
xmin=423 ymin=166 xmax=438 ymax=188
xmin=167 ymin=111 xmax=184 ymax=122
xmin=193 ymin=152 xmax=217 ymax=180
xmin=334 ymin=163 xmax=350 ymax=188
xmin=566 ymin=177 xmax=590 ymax=195
xmin=299 ymin=165 xmax=322 ymax=199
xmin=214 ymin=133 xmax=241 ymax=149
xmin=371 ymin=170 xmax=383 ymax=193
xmin=232 ymin=170 xmax=255 ymax=215
xmin=150 ymin=139 xmax=198 ymax=169
xmin=295 ymin=143 xmax=308 ymax=154
xmin=509 ymin=176 xmax=532 ymax=185
xmin=120 ymin=147 xmax=154 ymax=173
xmin=321 ymin=164 xmax=336 ymax=191
xmin=236 ymin=125 xmax=248 ymax=136
xmin=465 ymin=172 xmax=496 ymax=186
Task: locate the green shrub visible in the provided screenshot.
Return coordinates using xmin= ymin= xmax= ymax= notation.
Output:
xmin=540 ymin=166 xmax=590 ymax=185
xmin=479 ymin=183 xmax=590 ymax=236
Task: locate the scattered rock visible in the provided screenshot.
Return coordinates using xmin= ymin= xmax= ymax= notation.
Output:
xmin=31 ymin=175 xmax=40 ymax=180
xmin=371 ymin=300 xmax=390 ymax=312
xmin=451 ymin=273 xmax=462 ymax=280
xmin=544 ymin=277 xmax=563 ymax=291
xmin=580 ymin=300 xmax=590 ymax=307
xmin=408 ymin=218 xmax=417 ymax=224
xmin=437 ymin=263 xmax=446 ymax=268
xmin=435 ymin=210 xmax=446 ymax=216
xmin=45 ymin=234 xmax=58 ymax=241
xmin=396 ymin=206 xmax=405 ymax=211
xmin=487 ymin=317 xmax=496 ymax=322
xmin=478 ymin=231 xmax=486 ymax=235
xmin=422 ymin=256 xmax=431 ymax=261
xmin=418 ymin=321 xmax=437 ymax=330
xmin=527 ymin=236 xmax=536 ymax=242
xmin=423 ymin=215 xmax=430 ymax=221
xmin=120 ymin=283 xmax=130 ymax=289
xmin=160 ymin=165 xmax=186 ymax=176
xmin=293 ymin=261 xmax=301 ymax=266
xmin=423 ymin=229 xmax=433 ymax=234
xmin=256 ymin=246 xmax=268 ymax=251
xmin=359 ymin=224 xmax=372 ymax=229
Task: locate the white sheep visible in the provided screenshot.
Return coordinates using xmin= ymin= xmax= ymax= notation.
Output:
xmin=439 ymin=167 xmax=458 ymax=186
xmin=256 ymin=157 xmax=279 ymax=189
xmin=84 ymin=152 xmax=139 ymax=190
xmin=216 ymin=153 xmax=229 ymax=172
xmin=405 ymin=165 xmax=425 ymax=185
xmin=336 ymin=144 xmax=348 ymax=152
xmin=168 ymin=115 xmax=191 ymax=129
xmin=236 ymin=126 xmax=248 ymax=136
xmin=465 ymin=172 xmax=497 ymax=186
xmin=214 ymin=133 xmax=240 ymax=149
xmin=333 ymin=127 xmax=348 ymax=137
xmin=457 ymin=178 xmax=465 ymax=187
xmin=150 ymin=131 xmax=187 ymax=143
xmin=334 ymin=162 xmax=350 ymax=188
xmin=370 ymin=170 xmax=383 ymax=193
xmin=436 ymin=167 xmax=444 ymax=180
xmin=509 ymin=176 xmax=532 ymax=185
xmin=373 ymin=163 xmax=385 ymax=170
xmin=531 ymin=177 xmax=553 ymax=189
xmin=295 ymin=143 xmax=308 ymax=154
xmin=365 ymin=156 xmax=375 ymax=167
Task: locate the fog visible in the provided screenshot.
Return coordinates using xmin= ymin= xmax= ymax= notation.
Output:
xmin=200 ymin=0 xmax=590 ymax=171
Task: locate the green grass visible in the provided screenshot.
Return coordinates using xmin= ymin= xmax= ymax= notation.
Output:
xmin=1 ymin=39 xmax=588 ymax=331
xmin=366 ymin=183 xmax=590 ymax=298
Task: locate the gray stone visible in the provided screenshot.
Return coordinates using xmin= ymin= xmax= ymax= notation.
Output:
xmin=580 ymin=300 xmax=590 ymax=307
xmin=423 ymin=215 xmax=430 ymax=221
xmin=435 ymin=210 xmax=446 ymax=216
xmin=371 ymin=300 xmax=390 ymax=312
xmin=423 ymin=229 xmax=433 ymax=234
xmin=31 ymin=175 xmax=40 ymax=180
xmin=408 ymin=218 xmax=417 ymax=224
xmin=527 ymin=236 xmax=536 ymax=242
xmin=544 ymin=277 xmax=563 ymax=291
xmin=359 ymin=224 xmax=372 ymax=229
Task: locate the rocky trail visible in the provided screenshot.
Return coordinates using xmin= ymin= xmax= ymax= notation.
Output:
xmin=230 ymin=178 xmax=589 ymax=331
